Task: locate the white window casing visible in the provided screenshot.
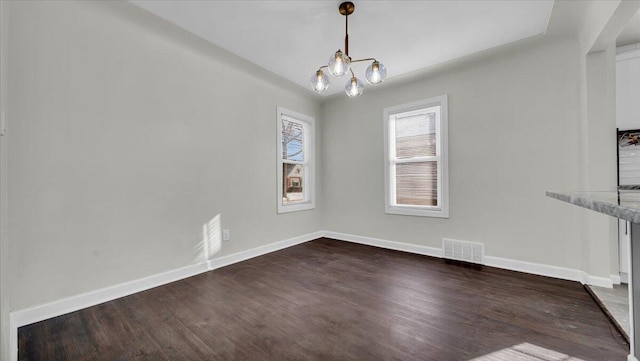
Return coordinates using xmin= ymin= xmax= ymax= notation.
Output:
xmin=277 ymin=107 xmax=316 ymax=214
xmin=383 ymin=95 xmax=449 ymax=218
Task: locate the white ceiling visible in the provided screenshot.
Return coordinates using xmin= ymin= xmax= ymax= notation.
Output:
xmin=130 ymin=0 xmax=554 ymax=96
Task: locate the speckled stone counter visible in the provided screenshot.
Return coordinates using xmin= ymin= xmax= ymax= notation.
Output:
xmin=546 ymin=191 xmax=640 ymax=223
xmin=547 ymin=190 xmax=640 ymax=361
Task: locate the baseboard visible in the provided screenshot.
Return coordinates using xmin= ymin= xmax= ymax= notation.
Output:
xmin=484 ymin=255 xmax=612 ymax=288
xmin=484 ymin=255 xmax=584 ymax=283
xmin=321 ymin=231 xmax=442 ymax=258
xmin=611 ymin=274 xmax=622 ymax=285
xmin=9 ymin=230 xmax=616 ymax=361
xmin=207 ymin=231 xmax=323 ymax=270
xmin=583 ymin=274 xmax=614 ymax=288
xmin=9 ymin=231 xmax=322 ymax=361
xmin=321 ymin=230 xmax=612 ymax=288
xmin=621 ymin=272 xmax=629 ymax=284
xmin=628 ymin=355 xmax=638 ymax=361
xmin=9 ymin=261 xmax=210 ymax=361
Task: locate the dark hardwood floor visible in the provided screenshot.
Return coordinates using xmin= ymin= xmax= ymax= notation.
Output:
xmin=19 ymin=238 xmax=629 ymax=360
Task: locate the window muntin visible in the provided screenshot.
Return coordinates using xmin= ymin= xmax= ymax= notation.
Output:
xmin=282 ymin=119 xmax=304 ymax=162
xmin=281 ymin=117 xmax=306 ymax=205
xmin=384 ymin=96 xmax=448 ymax=218
xmin=277 ymin=107 xmax=315 ymax=213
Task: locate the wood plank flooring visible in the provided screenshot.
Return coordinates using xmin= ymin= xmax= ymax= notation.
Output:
xmin=19 ymin=238 xmax=629 ymax=360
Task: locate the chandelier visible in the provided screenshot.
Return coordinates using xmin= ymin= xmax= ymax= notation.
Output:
xmin=310 ymin=2 xmax=387 ymax=97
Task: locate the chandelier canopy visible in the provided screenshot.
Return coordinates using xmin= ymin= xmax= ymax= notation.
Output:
xmin=310 ymin=2 xmax=387 ymax=97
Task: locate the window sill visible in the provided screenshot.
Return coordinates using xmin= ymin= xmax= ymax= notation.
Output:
xmin=385 ymin=205 xmax=449 ymax=218
xmin=278 ymin=201 xmax=315 ymax=214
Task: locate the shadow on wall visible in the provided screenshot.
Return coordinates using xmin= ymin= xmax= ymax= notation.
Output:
xmin=193 ymin=214 xmax=221 ymax=263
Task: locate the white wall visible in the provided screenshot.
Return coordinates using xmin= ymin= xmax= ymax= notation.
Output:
xmin=6 ymin=0 xmax=321 ymax=312
xmin=617 ymin=48 xmax=640 ymax=130
xmin=320 ymin=36 xmax=602 ymax=272
xmin=584 ymin=45 xmax=618 ymax=277
xmin=2 ymin=1 xmax=624 ymax=359
xmin=580 ymin=0 xmax=620 ymax=53
xmin=0 ymin=1 xmax=9 ymax=360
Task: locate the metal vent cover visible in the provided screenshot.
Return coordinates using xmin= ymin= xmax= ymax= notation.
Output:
xmin=442 ymin=238 xmax=484 ymax=265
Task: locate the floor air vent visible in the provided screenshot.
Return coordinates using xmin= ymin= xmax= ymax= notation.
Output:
xmin=442 ymin=238 xmax=485 ymax=265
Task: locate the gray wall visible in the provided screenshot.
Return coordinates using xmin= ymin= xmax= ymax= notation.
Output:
xmin=6 ymin=0 xmax=321 ymax=312
xmin=320 ymin=36 xmax=611 ymax=272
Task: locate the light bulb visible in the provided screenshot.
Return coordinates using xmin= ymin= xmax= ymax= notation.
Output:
xmin=328 ymin=50 xmax=351 ymax=77
xmin=310 ymin=70 xmax=330 ymax=93
xmin=365 ymin=61 xmax=387 ymax=84
xmin=345 ymin=77 xmax=364 ymax=97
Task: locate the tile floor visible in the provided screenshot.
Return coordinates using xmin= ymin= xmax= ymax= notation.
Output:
xmin=591 ymin=284 xmax=629 ymax=336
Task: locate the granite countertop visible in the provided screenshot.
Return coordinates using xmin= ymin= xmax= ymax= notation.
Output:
xmin=619 ymin=185 xmax=640 ymax=191
xmin=546 ymin=191 xmax=640 ymax=223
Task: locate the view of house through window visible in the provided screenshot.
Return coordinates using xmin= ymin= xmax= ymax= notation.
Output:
xmin=277 ymin=107 xmax=315 ymax=213
xmin=281 ymin=119 xmax=305 ymax=204
xmin=384 ymin=96 xmax=449 ymax=218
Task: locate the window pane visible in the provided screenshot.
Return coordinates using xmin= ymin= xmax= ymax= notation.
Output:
xmin=282 ymin=163 xmax=304 ymax=204
xmin=282 ymin=119 xmax=304 ymax=162
xmin=395 ymin=161 xmax=437 ymax=206
xmin=395 ymin=111 xmax=436 ymax=158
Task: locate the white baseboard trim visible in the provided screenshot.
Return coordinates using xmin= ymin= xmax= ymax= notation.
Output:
xmin=10 ymin=262 xmax=209 ymax=329
xmin=611 ymin=274 xmax=622 ymax=285
xmin=583 ymin=274 xmax=614 ymax=289
xmin=321 ymin=231 xmax=442 ymax=258
xmin=628 ymin=355 xmax=638 ymax=361
xmin=9 ymin=231 xmax=322 ymax=361
xmin=9 ymin=261 xmax=210 ymax=361
xmin=484 ymin=255 xmax=613 ymax=288
xmin=484 ymin=255 xmax=584 ymax=283
xmin=8 ymin=230 xmax=617 ymax=361
xmin=207 ymin=231 xmax=323 ymax=270
xmin=622 ymin=272 xmax=629 ymax=284
xmin=321 ymin=230 xmax=612 ymax=288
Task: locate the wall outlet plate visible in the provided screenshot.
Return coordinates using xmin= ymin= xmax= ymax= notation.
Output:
xmin=222 ymin=229 xmax=230 ymax=241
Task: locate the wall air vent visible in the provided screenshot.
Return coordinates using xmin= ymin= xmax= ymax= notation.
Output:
xmin=442 ymin=238 xmax=484 ymax=265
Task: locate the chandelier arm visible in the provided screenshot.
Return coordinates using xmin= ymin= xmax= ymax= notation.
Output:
xmin=350 ymin=58 xmax=377 ymax=64
xmin=317 ymin=65 xmax=328 ymax=71
xmin=349 ymin=68 xmax=355 ymax=78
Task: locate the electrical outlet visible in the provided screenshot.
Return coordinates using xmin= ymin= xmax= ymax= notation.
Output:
xmin=222 ymin=229 xmax=230 ymax=241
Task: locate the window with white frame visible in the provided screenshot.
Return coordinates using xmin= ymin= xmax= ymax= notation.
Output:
xmin=277 ymin=107 xmax=315 ymax=213
xmin=384 ymin=95 xmax=449 ymax=218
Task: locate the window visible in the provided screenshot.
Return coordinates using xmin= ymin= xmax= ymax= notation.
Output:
xmin=384 ymin=95 xmax=449 ymax=218
xmin=277 ymin=107 xmax=315 ymax=213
